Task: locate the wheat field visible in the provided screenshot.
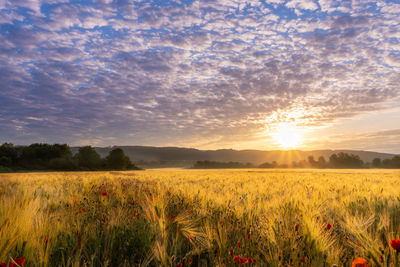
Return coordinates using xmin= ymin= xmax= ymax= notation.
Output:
xmin=1 ymin=169 xmax=400 ymax=266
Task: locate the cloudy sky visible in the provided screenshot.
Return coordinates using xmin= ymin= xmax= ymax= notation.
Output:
xmin=0 ymin=0 xmax=399 ymax=153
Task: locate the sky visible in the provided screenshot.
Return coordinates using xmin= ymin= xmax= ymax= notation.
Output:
xmin=0 ymin=0 xmax=399 ymax=153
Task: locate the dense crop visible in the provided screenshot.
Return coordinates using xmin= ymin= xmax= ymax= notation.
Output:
xmin=1 ymin=169 xmax=400 ymax=266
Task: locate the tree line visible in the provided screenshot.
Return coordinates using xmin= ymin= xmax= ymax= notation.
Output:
xmin=191 ymin=152 xmax=400 ymax=169
xmin=261 ymin=152 xmax=400 ymax=169
xmin=0 ymin=143 xmax=140 ymax=172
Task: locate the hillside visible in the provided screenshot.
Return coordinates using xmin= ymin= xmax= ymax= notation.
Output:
xmin=71 ymin=146 xmax=396 ymax=167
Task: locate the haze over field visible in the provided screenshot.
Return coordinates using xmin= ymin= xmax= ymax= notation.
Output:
xmin=81 ymin=146 xmax=397 ymax=165
xmin=0 ymin=0 xmax=399 ymax=153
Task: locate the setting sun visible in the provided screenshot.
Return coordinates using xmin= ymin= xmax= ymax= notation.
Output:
xmin=273 ymin=124 xmax=303 ymax=149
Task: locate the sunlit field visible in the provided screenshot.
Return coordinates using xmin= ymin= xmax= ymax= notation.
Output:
xmin=1 ymin=169 xmax=400 ymax=266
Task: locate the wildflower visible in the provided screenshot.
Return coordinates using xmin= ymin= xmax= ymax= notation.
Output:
xmin=171 ymin=255 xmax=176 ymax=262
xmin=247 ymin=233 xmax=251 ymax=239
xmin=229 ymin=249 xmax=234 ymax=255
xmin=295 ymin=224 xmax=299 ymax=231
xmin=351 ymin=257 xmax=370 ymax=267
xmin=14 ymin=258 xmax=26 ymax=266
xmin=135 ymin=212 xmax=139 ymax=218
xmin=233 ymin=255 xmax=249 ymax=265
xmin=247 ymin=257 xmax=254 ymax=264
xmin=301 ymin=256 xmax=305 ymax=263
xmin=326 ymin=223 xmax=332 ymax=230
xmin=188 ymin=258 xmax=192 ymax=264
xmin=44 ymin=237 xmax=49 ymax=243
xmin=0 ymin=258 xmax=26 ymax=267
xmin=390 ymin=239 xmax=400 ymax=252
xmin=237 ymin=241 xmax=241 ymax=248
xmin=177 ymin=262 xmax=182 ymax=267
xmin=169 ymin=215 xmax=176 ymax=220
xmin=102 ymin=191 xmax=108 ymax=196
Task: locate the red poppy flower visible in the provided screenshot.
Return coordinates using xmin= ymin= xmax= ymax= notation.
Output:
xmin=247 ymin=257 xmax=254 ymax=264
xmin=177 ymin=262 xmax=182 ymax=267
xmin=169 ymin=216 xmax=176 ymax=220
xmin=45 ymin=237 xmax=49 ymax=243
xmin=14 ymin=258 xmax=26 ymax=266
xmin=233 ymin=255 xmax=249 ymax=265
xmin=135 ymin=212 xmax=139 ymax=218
xmin=0 ymin=258 xmax=26 ymax=267
xmin=102 ymin=191 xmax=108 ymax=196
xmin=326 ymin=223 xmax=332 ymax=230
xmin=352 ymin=257 xmax=370 ymax=267
xmin=390 ymin=239 xmax=400 ymax=252
xmin=247 ymin=233 xmax=251 ymax=239
xmin=295 ymin=224 xmax=299 ymax=231
xmin=237 ymin=241 xmax=241 ymax=248
xmin=301 ymin=256 xmax=305 ymax=263
xmin=188 ymin=258 xmax=192 ymax=264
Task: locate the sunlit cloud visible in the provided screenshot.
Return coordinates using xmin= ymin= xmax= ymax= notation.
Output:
xmin=0 ymin=0 xmax=399 ymax=152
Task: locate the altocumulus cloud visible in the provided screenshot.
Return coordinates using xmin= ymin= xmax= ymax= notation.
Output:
xmin=0 ymin=0 xmax=399 ymax=149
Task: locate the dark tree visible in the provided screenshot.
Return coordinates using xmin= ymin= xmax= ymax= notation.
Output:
xmin=106 ymin=148 xmax=137 ymax=170
xmin=0 ymin=143 xmax=17 ymax=167
xmin=317 ymin=156 xmax=326 ymax=168
xmin=372 ymin=158 xmax=381 ymax=168
xmin=75 ymin=146 xmax=102 ymax=170
xmin=329 ymin=152 xmax=364 ymax=168
xmin=391 ymin=156 xmax=400 ymax=168
xmin=308 ymin=156 xmax=317 ymax=168
xmin=0 ymin=156 xmax=12 ymax=167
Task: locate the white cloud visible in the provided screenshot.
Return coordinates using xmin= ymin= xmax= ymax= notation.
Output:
xmin=0 ymin=0 xmax=399 ymax=150
xmin=286 ymin=0 xmax=318 ymax=11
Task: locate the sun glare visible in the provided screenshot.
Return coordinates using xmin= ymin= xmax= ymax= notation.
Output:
xmin=272 ymin=124 xmax=303 ymax=149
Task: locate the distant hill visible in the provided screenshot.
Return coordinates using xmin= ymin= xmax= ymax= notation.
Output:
xmin=71 ymin=146 xmax=397 ymax=168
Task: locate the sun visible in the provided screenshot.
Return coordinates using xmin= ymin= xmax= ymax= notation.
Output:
xmin=272 ymin=124 xmax=303 ymax=149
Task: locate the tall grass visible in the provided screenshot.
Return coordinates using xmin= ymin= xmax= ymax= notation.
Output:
xmin=0 ymin=169 xmax=399 ymax=266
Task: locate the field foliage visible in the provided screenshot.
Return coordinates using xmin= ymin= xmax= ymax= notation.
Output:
xmin=1 ymin=169 xmax=400 ymax=266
